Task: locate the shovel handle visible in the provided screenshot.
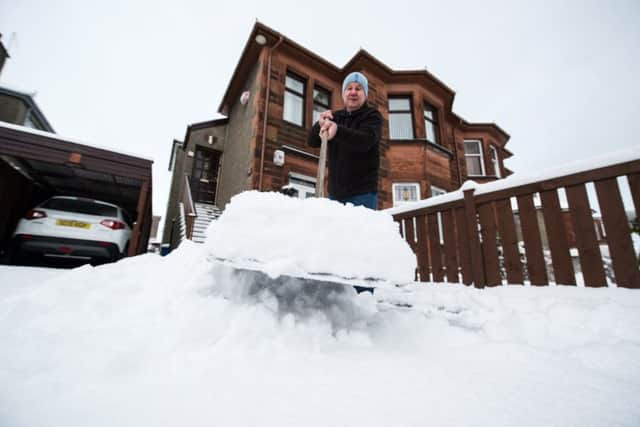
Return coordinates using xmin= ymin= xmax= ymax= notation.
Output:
xmin=315 ymin=131 xmax=328 ymax=197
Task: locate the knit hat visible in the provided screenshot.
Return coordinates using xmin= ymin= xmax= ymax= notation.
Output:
xmin=342 ymin=72 xmax=369 ymax=97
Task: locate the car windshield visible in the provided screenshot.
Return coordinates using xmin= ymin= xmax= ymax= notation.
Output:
xmin=41 ymin=198 xmax=118 ymax=217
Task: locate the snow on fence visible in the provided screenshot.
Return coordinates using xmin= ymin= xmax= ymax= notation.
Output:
xmin=388 ymin=147 xmax=640 ymax=288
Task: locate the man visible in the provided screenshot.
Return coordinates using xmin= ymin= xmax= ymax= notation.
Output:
xmin=307 ymin=71 xmax=382 ymax=209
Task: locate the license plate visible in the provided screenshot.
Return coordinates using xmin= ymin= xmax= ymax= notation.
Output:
xmin=56 ymin=219 xmax=90 ymax=229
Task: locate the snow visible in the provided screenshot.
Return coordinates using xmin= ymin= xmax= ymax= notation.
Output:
xmin=204 ymin=191 xmax=416 ymax=283
xmin=0 ymin=120 xmax=153 ymax=162
xmin=1 ymin=191 xmax=640 ymax=427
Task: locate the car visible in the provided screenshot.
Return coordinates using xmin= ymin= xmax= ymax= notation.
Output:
xmin=11 ymin=196 xmax=132 ymax=265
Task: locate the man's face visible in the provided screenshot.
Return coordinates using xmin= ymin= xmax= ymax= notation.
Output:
xmin=342 ymin=82 xmax=366 ymax=111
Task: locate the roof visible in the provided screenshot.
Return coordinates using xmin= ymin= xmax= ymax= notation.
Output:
xmin=0 ymin=121 xmax=153 ymax=217
xmin=0 ymin=84 xmax=55 ymax=132
xmin=182 ymin=118 xmax=228 ymax=151
xmin=218 ymin=22 xmax=459 ymax=116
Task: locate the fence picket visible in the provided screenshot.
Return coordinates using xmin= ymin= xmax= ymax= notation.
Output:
xmin=455 ymin=207 xmax=473 ymax=285
xmin=517 ymin=194 xmax=548 ymax=285
xmin=478 ymin=202 xmax=502 ymax=286
xmin=540 ymin=189 xmax=576 ymax=285
xmin=566 ymin=184 xmax=607 ymax=287
xmin=595 ymin=178 xmax=640 ymax=288
xmin=415 ymin=215 xmax=430 ymax=282
xmin=495 ymin=198 xmax=523 ymax=284
xmin=428 ymin=213 xmax=445 ymax=282
xmin=442 ymin=209 xmax=459 ymax=283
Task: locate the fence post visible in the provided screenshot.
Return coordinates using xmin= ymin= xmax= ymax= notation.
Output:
xmin=463 ymin=188 xmax=486 ymax=288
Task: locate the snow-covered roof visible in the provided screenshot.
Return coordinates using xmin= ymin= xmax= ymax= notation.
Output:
xmin=0 ymin=120 xmax=154 ymax=162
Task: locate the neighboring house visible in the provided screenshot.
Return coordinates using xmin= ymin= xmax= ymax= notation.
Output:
xmin=0 ymin=84 xmax=54 ymax=132
xmin=163 ymin=22 xmax=513 ymax=246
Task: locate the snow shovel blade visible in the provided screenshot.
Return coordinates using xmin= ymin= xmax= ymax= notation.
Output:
xmin=229 ymin=266 xmax=375 ymax=298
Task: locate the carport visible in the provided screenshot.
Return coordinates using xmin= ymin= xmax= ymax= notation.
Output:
xmin=0 ymin=122 xmax=153 ymax=257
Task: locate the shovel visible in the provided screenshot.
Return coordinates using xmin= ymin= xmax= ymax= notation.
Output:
xmin=315 ymin=130 xmax=328 ymax=198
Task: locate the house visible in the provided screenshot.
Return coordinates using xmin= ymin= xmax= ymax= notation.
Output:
xmin=163 ymin=22 xmax=512 ymax=247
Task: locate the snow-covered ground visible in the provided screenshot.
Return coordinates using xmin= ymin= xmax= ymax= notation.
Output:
xmin=1 ymin=192 xmax=639 ymax=426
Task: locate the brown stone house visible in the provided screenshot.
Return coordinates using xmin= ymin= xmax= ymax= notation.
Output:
xmin=162 ymin=22 xmax=513 ymax=246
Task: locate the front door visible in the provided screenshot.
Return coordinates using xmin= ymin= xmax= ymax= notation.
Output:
xmin=190 ymin=147 xmax=221 ymax=204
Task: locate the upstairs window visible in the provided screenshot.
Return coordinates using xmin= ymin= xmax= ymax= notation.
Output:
xmin=423 ymin=103 xmax=439 ymax=144
xmin=283 ymin=73 xmax=305 ymax=126
xmin=312 ymin=86 xmax=331 ymax=124
xmin=388 ymin=97 xmax=414 ymax=139
xmin=464 ymin=140 xmax=485 ymax=176
xmin=489 ymin=146 xmax=501 ymax=178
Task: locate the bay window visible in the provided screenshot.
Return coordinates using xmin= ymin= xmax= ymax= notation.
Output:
xmin=388 ymin=97 xmax=414 ymax=139
xmin=464 ymin=140 xmax=485 ymax=176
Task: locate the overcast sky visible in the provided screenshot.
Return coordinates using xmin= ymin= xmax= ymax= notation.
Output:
xmin=1 ymin=0 xmax=639 ymax=219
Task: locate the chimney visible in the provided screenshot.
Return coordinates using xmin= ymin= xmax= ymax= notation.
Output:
xmin=0 ymin=34 xmax=9 ymax=78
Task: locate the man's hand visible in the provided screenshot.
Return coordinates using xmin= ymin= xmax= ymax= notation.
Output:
xmin=317 ymin=110 xmax=333 ymax=128
xmin=320 ymin=120 xmax=337 ymax=141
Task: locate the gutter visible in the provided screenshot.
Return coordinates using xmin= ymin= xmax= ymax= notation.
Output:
xmin=258 ymin=35 xmax=284 ymax=191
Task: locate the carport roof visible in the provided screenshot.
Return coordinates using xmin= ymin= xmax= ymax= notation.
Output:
xmin=0 ymin=121 xmax=153 ymax=217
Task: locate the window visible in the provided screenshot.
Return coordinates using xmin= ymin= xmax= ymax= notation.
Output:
xmin=392 ymin=183 xmax=420 ymax=206
xmin=423 ymin=103 xmax=439 ymax=144
xmin=388 ymin=97 xmax=414 ymax=139
xmin=489 ymin=146 xmax=501 ymax=178
xmin=287 ymin=173 xmax=316 ymax=199
xmin=464 ymin=140 xmax=485 ymax=176
xmin=430 ymin=186 xmax=446 ymax=197
xmin=283 ymin=73 xmax=305 ymax=126
xmin=24 ymin=111 xmax=43 ymax=130
xmin=312 ymin=86 xmax=330 ymax=124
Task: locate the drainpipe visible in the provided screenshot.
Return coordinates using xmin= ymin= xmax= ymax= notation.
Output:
xmin=258 ymin=35 xmax=284 ymax=191
xmin=453 ymin=117 xmax=463 ymax=187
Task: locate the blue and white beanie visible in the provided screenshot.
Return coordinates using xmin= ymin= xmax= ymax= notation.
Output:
xmin=342 ymin=72 xmax=369 ymax=97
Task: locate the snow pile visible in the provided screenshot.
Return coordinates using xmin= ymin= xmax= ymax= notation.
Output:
xmin=1 ymin=191 xmax=640 ymax=426
xmin=204 ymin=191 xmax=416 ymax=283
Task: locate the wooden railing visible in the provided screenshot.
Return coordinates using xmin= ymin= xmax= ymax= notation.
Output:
xmin=182 ymin=175 xmax=197 ymax=240
xmin=390 ymin=149 xmax=640 ymax=288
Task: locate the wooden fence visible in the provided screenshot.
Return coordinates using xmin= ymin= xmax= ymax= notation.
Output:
xmin=391 ymin=155 xmax=640 ymax=289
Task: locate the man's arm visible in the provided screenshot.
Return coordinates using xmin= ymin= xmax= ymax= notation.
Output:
xmin=331 ymin=110 xmax=382 ymax=153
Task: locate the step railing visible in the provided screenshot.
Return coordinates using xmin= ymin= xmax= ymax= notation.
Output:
xmin=182 ymin=175 xmax=197 ymax=240
xmin=389 ymin=148 xmax=640 ymax=288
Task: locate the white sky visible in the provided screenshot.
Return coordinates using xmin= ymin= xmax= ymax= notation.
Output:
xmin=1 ymin=0 xmax=639 ymax=219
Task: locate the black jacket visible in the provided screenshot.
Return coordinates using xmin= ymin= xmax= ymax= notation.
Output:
xmin=307 ymin=104 xmax=382 ymax=199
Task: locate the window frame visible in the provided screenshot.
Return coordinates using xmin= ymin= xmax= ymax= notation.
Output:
xmin=312 ymin=85 xmax=331 ymax=124
xmin=388 ymin=95 xmax=415 ymax=140
xmin=430 ymin=185 xmax=446 ymax=197
xmin=464 ymin=139 xmax=486 ymax=177
xmin=287 ymin=172 xmax=316 ymax=199
xmin=283 ymin=72 xmax=306 ymax=127
xmin=423 ymin=103 xmax=440 ymax=145
xmin=392 ymin=182 xmax=421 ymax=206
xmin=489 ymin=145 xmax=501 ymax=178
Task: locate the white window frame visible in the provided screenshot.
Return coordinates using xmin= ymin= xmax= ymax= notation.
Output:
xmin=388 ymin=96 xmax=414 ymax=140
xmin=489 ymin=145 xmax=501 ymax=178
xmin=423 ymin=103 xmax=439 ymax=144
xmin=430 ymin=185 xmax=446 ymax=197
xmin=464 ymin=139 xmax=486 ymax=176
xmin=283 ymin=73 xmax=305 ymax=126
xmin=287 ymin=172 xmax=316 ymax=199
xmin=392 ymin=182 xmax=421 ymax=206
